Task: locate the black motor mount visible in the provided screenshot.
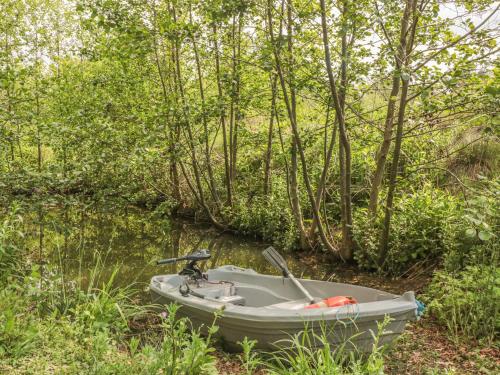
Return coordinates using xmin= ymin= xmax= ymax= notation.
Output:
xmin=156 ymin=249 xmax=211 ymax=279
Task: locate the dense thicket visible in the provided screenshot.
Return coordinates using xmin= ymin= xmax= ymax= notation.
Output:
xmin=1 ymin=0 xmax=498 ymax=272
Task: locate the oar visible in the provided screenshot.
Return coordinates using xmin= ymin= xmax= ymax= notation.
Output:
xmin=262 ymin=246 xmax=317 ymax=304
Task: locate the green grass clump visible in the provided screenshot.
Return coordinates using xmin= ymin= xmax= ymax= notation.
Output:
xmin=425 ymin=265 xmax=499 ymax=345
xmin=0 ymin=274 xmax=221 ymax=374
xmin=262 ymin=318 xmax=388 ymax=375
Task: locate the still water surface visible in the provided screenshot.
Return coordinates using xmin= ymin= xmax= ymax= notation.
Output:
xmin=22 ymin=199 xmax=315 ymax=294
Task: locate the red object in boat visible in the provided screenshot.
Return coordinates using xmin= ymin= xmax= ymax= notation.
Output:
xmin=305 ymin=296 xmax=357 ymax=309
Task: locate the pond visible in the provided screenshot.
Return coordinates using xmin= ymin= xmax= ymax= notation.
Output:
xmin=15 ymin=198 xmax=318 ymax=296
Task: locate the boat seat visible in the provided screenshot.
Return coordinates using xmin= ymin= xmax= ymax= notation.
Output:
xmin=264 ymin=298 xmax=310 ymax=310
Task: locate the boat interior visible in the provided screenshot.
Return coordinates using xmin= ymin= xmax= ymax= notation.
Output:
xmin=153 ymin=266 xmax=396 ymax=309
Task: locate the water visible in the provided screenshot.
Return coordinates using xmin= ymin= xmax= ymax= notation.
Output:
xmin=18 ymin=198 xmax=314 ymax=294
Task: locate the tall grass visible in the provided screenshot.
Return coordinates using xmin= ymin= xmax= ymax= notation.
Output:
xmin=262 ymin=317 xmax=390 ymax=374
xmin=426 ymin=265 xmax=499 ymax=345
xmin=0 ymin=206 xmax=221 ymax=373
xmin=0 ymin=202 xmax=25 ymax=282
xmin=0 ymin=202 xmax=396 ymax=374
xmin=143 ymin=304 xmax=220 ymax=374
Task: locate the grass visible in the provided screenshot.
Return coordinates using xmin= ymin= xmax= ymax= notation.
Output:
xmin=263 ymin=318 xmax=388 ymax=374
xmin=1 ymin=200 xmax=498 ymax=374
xmin=0 ymin=255 xmax=395 ymax=375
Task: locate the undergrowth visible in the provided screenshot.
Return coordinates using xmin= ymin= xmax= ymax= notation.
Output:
xmin=0 ymin=203 xmax=397 ymax=374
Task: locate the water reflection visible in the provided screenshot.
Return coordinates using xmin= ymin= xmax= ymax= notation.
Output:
xmin=22 ymin=200 xmax=311 ymax=293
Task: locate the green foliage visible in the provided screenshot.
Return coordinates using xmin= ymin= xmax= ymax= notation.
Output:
xmin=0 ymin=285 xmax=39 ymax=360
xmin=425 ymin=265 xmax=499 ymax=344
xmin=266 ymin=317 xmax=390 ymax=375
xmin=424 ymin=183 xmax=499 ymax=345
xmin=231 ymin=193 xmax=298 ymax=250
xmin=444 ymin=185 xmax=499 ymax=271
xmin=0 ymin=274 xmax=219 ymax=373
xmin=70 ymin=270 xmax=137 ymax=337
xmin=146 ymin=304 xmax=219 ymax=375
xmin=238 ymin=337 xmax=261 ymax=375
xmin=0 ymin=203 xmax=25 ymax=282
xmin=354 ymin=186 xmax=460 ymax=274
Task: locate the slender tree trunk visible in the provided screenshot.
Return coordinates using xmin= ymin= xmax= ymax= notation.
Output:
xmin=36 ymin=88 xmax=41 ymax=171
xmin=229 ymin=16 xmax=236 ymax=183
xmin=339 ymin=6 xmax=354 ymax=259
xmin=318 ymin=0 xmax=354 ymax=259
xmin=268 ymin=0 xmax=337 ymax=253
xmin=190 ymin=11 xmax=220 ymax=207
xmin=229 ymin=13 xmax=243 ymax=183
xmin=308 ymin=102 xmax=336 ymax=239
xmin=231 ymin=14 xmax=242 ymax=182
xmin=34 ymin=29 xmax=42 ymax=173
xmin=169 ymin=139 xmax=182 ymax=204
xmin=152 ymin=6 xmax=182 ymax=204
xmin=368 ymin=0 xmax=414 ymax=215
xmin=379 ymin=0 xmax=418 ymax=266
xmin=6 ymin=83 xmax=15 ymax=163
xmin=4 ymin=33 xmax=13 ymax=165
xmin=264 ymin=74 xmax=277 ymax=195
xmin=171 ymin=5 xmax=224 ymax=229
xmin=285 ymin=0 xmax=308 ymax=248
xmin=276 ymin=109 xmax=293 ymax=208
xmin=168 ymin=43 xmax=182 ymax=207
xmin=378 ymin=74 xmax=411 ymax=266
xmin=212 ymin=23 xmax=233 ymax=207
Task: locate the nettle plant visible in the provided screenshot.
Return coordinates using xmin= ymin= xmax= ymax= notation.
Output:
xmin=445 ymin=179 xmax=499 ymax=270
xmin=463 ymin=195 xmax=497 ymax=243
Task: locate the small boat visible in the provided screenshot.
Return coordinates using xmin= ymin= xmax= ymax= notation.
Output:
xmin=150 ymin=248 xmax=419 ymax=352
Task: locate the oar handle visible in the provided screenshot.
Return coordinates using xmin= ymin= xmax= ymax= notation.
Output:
xmin=288 ymin=274 xmax=315 ymax=304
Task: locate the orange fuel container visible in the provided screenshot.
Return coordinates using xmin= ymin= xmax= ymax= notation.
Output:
xmin=305 ymin=296 xmax=357 ymax=309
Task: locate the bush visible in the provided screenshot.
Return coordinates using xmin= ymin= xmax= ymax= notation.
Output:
xmin=354 ymin=186 xmax=459 ymax=274
xmin=443 ymin=188 xmax=498 ymax=271
xmin=0 ymin=203 xmax=25 ymax=282
xmin=231 ymin=193 xmax=298 ymax=250
xmin=424 ymin=183 xmax=499 ymax=345
xmin=425 ymin=265 xmax=499 ymax=344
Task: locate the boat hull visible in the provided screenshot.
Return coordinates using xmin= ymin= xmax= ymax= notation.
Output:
xmin=150 ymin=266 xmax=418 ymax=352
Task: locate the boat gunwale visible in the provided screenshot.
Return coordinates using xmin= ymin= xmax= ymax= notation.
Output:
xmin=150 ymin=266 xmax=418 ymax=323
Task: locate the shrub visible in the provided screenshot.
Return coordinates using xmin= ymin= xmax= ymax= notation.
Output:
xmin=354 ymin=186 xmax=459 ymax=274
xmin=231 ymin=193 xmax=298 ymax=250
xmin=443 ymin=187 xmax=498 ymax=271
xmin=0 ymin=203 xmax=25 ymax=282
xmin=425 ymin=183 xmax=499 ymax=345
xmin=425 ymin=265 xmax=499 ymax=344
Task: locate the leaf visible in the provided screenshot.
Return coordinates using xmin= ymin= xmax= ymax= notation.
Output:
xmin=465 ymin=228 xmax=476 ymax=238
xmin=478 ymin=231 xmax=492 ymax=241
